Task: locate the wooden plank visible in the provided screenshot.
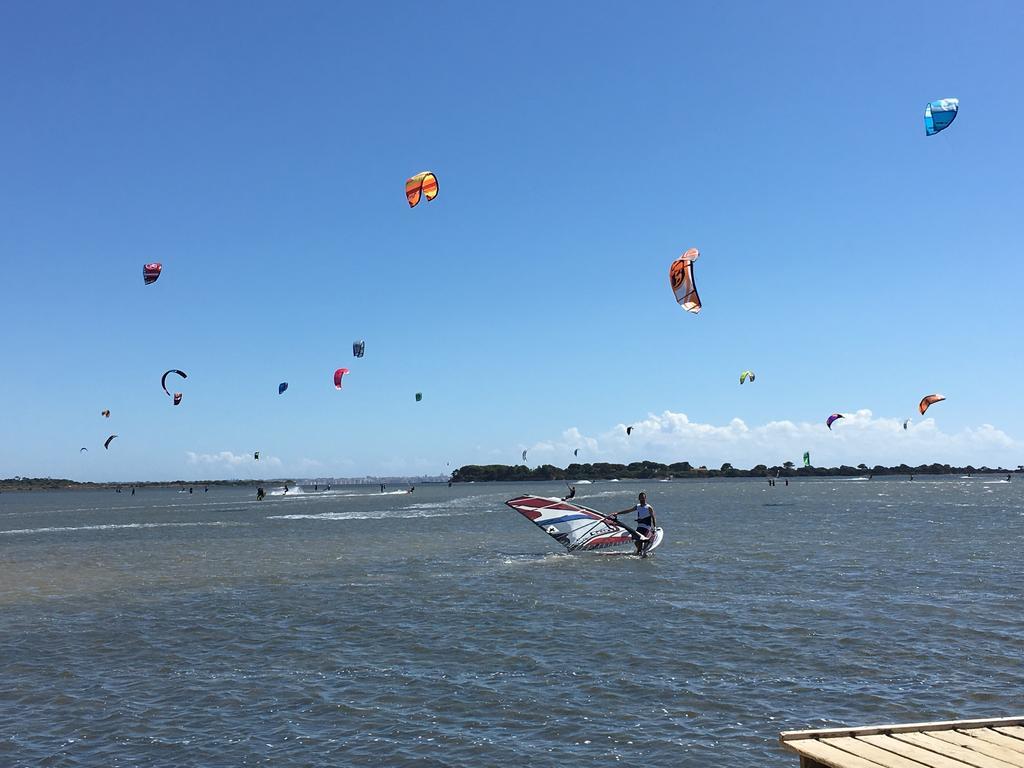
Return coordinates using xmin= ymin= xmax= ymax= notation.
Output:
xmin=783 ymin=718 xmax=1024 ymax=743
xmin=860 ymin=734 xmax=975 ymax=768
xmin=929 ymin=730 xmax=1024 ymax=766
xmin=995 ymin=729 xmax=1024 ymax=742
xmin=893 ymin=732 xmax=1021 ymax=768
xmin=963 ymin=730 xmax=1024 ymax=756
xmin=824 ymin=736 xmax=943 ymax=768
xmin=784 ymin=738 xmax=894 ymax=768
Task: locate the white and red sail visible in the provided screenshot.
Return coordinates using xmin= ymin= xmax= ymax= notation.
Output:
xmin=505 ymin=495 xmax=635 ymax=552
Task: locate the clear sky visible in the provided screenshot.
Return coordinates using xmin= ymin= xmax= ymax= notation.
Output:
xmin=2 ymin=1 xmax=1022 ymax=481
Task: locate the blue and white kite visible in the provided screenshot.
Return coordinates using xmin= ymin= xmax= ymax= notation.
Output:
xmin=925 ymin=98 xmax=959 ymax=136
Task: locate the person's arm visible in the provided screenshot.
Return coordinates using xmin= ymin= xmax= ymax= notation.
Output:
xmin=649 ymin=505 xmax=657 ymax=527
xmin=613 ymin=504 xmax=635 ymax=518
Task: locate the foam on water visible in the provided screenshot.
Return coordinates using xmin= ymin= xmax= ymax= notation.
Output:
xmin=1 ymin=520 xmax=246 ymax=536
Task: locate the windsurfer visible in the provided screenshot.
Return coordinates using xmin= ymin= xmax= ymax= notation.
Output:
xmin=614 ymin=491 xmax=657 ymax=557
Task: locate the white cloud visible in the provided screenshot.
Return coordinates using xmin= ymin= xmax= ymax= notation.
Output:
xmin=523 ymin=410 xmax=1020 ymax=469
xmin=185 ymin=450 xmax=282 ymax=469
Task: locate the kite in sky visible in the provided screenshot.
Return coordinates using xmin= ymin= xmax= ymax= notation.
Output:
xmin=406 ymin=171 xmax=438 ymax=208
xmin=161 ymin=369 xmax=187 ymax=405
xmin=669 ymin=248 xmax=702 ymax=314
xmin=925 ymin=99 xmax=958 ymax=136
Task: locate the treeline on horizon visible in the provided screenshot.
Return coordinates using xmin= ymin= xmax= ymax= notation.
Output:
xmin=0 ymin=476 xmax=446 ymax=491
xmin=0 ymin=478 xmax=259 ymax=491
xmin=452 ymin=461 xmax=1019 ymax=483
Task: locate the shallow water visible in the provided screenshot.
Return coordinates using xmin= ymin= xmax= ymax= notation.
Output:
xmin=1 ymin=477 xmax=1022 ymax=766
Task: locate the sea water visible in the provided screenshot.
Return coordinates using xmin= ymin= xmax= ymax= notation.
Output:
xmin=1 ymin=477 xmax=1022 ymax=766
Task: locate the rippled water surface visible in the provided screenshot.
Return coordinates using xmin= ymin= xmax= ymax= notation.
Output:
xmin=2 ymin=477 xmax=1022 ymax=766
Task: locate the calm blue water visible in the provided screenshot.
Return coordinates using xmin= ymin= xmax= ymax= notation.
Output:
xmin=1 ymin=477 xmax=1022 ymax=766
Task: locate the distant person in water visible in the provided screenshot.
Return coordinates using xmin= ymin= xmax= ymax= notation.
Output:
xmin=131 ymin=487 xmax=135 ymax=496
xmin=562 ymin=485 xmax=576 ymax=500
xmin=408 ymin=486 xmax=415 ymax=494
xmin=204 ymin=487 xmax=208 ymax=492
xmin=256 ymin=487 xmax=265 ymax=501
xmin=613 ymin=491 xmax=656 ymax=557
xmin=314 ymin=483 xmax=318 ymax=491
xmin=283 ymin=483 xmax=288 ymax=495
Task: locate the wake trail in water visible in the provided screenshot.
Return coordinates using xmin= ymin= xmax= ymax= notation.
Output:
xmin=1 ymin=521 xmax=248 ymax=536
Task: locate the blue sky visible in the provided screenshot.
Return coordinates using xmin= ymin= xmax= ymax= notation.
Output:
xmin=2 ymin=1 xmax=1022 ymax=480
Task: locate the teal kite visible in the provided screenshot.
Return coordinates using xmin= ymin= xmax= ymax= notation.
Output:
xmin=925 ymin=99 xmax=958 ymax=136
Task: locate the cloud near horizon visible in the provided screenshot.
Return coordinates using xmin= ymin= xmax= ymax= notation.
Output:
xmin=523 ymin=410 xmax=1020 ymax=469
xmin=185 ymin=450 xmax=282 ymax=469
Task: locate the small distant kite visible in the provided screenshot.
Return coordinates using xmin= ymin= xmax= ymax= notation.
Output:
xmin=919 ymin=394 xmax=946 ymax=415
xmin=254 ymin=451 xmax=260 ymax=461
xmin=925 ymin=99 xmax=958 ymax=136
xmin=522 ymin=449 xmax=528 ymax=463
xmin=406 ymin=171 xmax=439 ymax=208
xmin=353 ymin=340 xmax=365 ymax=358
xmin=669 ymin=248 xmax=702 ymax=314
xmin=80 ymin=447 xmax=88 ymax=453
xmin=101 ymin=409 xmax=111 ymax=418
xmin=826 ymin=413 xmax=844 ymax=430
xmin=143 ymin=263 xmax=162 ymax=285
xmin=278 ymin=382 xmax=288 ymax=395
xmin=574 ymin=448 xmax=579 ymax=457
xmin=740 ymin=370 xmax=756 ymax=385
xmin=626 ymin=426 xmax=634 ymax=436
xmin=903 ymin=418 xmax=911 ymax=430
xmin=415 ymin=392 xmax=422 ymax=402
xmin=161 ymin=369 xmax=187 ymax=405
xmin=104 ymin=434 xmax=117 ymax=449
xmin=803 ymin=451 xmax=811 ymax=467
xmin=334 ymin=368 xmax=350 ymax=389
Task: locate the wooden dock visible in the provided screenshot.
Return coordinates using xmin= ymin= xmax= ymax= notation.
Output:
xmin=780 ymin=716 xmax=1024 ymax=768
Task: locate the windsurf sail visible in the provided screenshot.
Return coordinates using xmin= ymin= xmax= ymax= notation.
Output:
xmin=506 ymin=495 xmax=640 ymax=552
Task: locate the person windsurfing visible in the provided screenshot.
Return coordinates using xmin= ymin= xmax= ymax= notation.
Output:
xmin=613 ymin=491 xmax=657 ymax=557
